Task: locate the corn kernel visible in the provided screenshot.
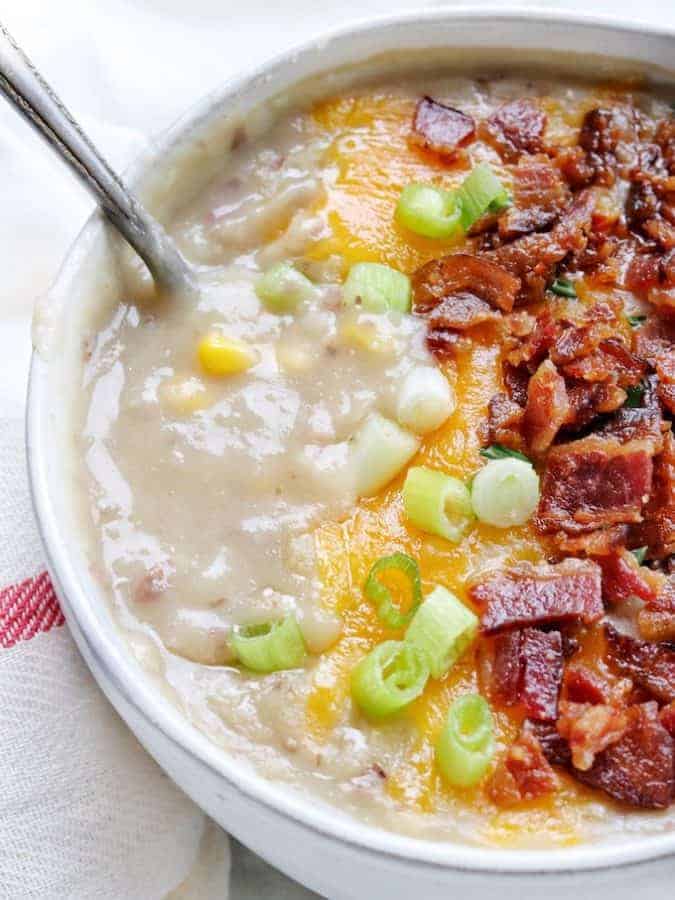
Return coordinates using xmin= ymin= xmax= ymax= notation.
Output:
xmin=198 ymin=333 xmax=258 ymax=376
xmin=159 ymin=375 xmax=211 ymax=415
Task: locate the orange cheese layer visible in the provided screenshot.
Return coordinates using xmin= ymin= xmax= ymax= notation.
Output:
xmin=304 ymin=90 xmax=611 ymax=845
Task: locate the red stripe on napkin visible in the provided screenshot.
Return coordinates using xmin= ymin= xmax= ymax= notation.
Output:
xmin=0 ymin=572 xmax=64 ymax=648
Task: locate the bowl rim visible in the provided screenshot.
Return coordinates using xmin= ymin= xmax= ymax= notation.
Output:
xmin=26 ymin=5 xmax=675 ymax=876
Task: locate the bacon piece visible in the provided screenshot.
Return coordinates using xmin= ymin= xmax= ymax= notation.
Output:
xmin=657 ymin=354 xmax=675 ymax=415
xmin=484 ymin=99 xmax=546 ymax=162
xmin=523 ymin=359 xmax=569 ymax=455
xmin=525 ymin=719 xmax=572 ymax=767
xmin=564 ymin=664 xmax=613 ymax=705
xmin=598 ymin=549 xmax=661 ymax=606
xmin=536 ymin=437 xmax=654 ymax=535
xmin=564 ymin=381 xmax=627 ymax=432
xmin=575 ymin=702 xmax=674 ymax=809
xmin=605 ymin=624 xmax=675 ymax=704
xmin=633 ymin=430 xmax=675 ymax=560
xmin=484 ymin=393 xmax=525 ymax=452
xmin=489 ymin=628 xmax=563 ymax=721
xmin=560 ymin=339 xmax=646 ymax=387
xmin=498 ymin=157 xmax=569 ymax=240
xmin=486 ymin=189 xmax=597 ymax=303
xmin=661 ymin=701 xmax=675 ymax=738
xmin=557 ymin=700 xmax=630 ymax=771
xmin=657 ymin=118 xmax=675 ymax=174
xmin=470 ymin=559 xmax=603 ymax=635
xmin=578 ymin=105 xmax=643 ymax=184
xmin=599 ymin=404 xmax=665 ymax=451
xmin=505 ymin=309 xmax=558 ymax=370
xmin=426 ymin=292 xmax=501 ymax=331
xmin=556 ymin=525 xmax=629 ymax=557
xmin=413 ymin=253 xmax=520 ymax=318
xmin=634 ymin=316 xmax=675 ymax=365
xmin=638 ymin=579 xmax=675 ymax=643
xmin=488 ymin=729 xmax=558 ymax=806
xmin=411 ymin=96 xmax=476 ymax=156
xmin=503 ymin=363 xmax=531 ymax=406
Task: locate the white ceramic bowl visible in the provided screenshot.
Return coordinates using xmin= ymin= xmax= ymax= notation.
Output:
xmin=27 ymin=9 xmax=675 ymax=899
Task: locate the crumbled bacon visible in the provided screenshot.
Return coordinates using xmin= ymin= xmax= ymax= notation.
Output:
xmin=425 ymin=327 xmax=465 ymax=361
xmin=483 ymin=392 xmax=526 ymax=452
xmin=578 ymin=105 xmax=644 ymax=184
xmin=661 ymin=701 xmax=675 ymax=737
xmin=486 ymin=189 xmax=597 ymax=303
xmin=633 ymin=429 xmax=675 ymax=560
xmin=557 ymin=700 xmax=630 ymax=771
xmin=637 ymin=578 xmax=675 ymax=643
xmin=656 ymin=118 xmax=675 ymax=174
xmin=563 ymin=665 xmax=612 ymax=705
xmin=505 ymin=309 xmax=558 ymax=370
xmin=412 ymin=254 xmax=520 ymax=336
xmin=599 ymin=403 xmax=665 ymax=452
xmin=657 ymin=354 xmax=675 ymax=414
xmin=598 ymin=549 xmax=661 ymax=606
xmin=484 ymin=99 xmax=546 ymax=162
xmin=605 ymin=624 xmax=675 ymax=704
xmin=560 ymin=338 xmax=646 ymax=388
xmin=411 ymin=96 xmax=476 ymax=156
xmin=635 ymin=316 xmax=675 ymax=365
xmin=488 ymin=729 xmax=558 ymax=806
xmin=574 ymin=702 xmax=674 ymax=809
xmin=470 ymin=558 xmax=603 ymax=635
xmin=523 ymin=359 xmax=569 ymax=455
xmin=498 ymin=156 xmax=570 ymax=240
xmin=536 ymin=437 xmax=654 ymax=535
xmin=564 ymin=381 xmax=627 ymax=433
xmin=488 ymin=628 xmax=563 ymax=721
xmin=556 ymin=525 xmax=629 ymax=557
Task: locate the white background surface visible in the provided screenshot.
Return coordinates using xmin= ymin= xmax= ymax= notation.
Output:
xmin=0 ymin=1 xmax=673 ymax=897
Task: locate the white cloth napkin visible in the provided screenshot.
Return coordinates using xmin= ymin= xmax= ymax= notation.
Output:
xmin=0 ymin=1 xmax=672 ymax=898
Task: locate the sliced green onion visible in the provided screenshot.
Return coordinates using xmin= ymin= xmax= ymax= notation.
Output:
xmin=231 ymin=615 xmax=307 ymax=673
xmin=436 ymin=694 xmax=495 ymax=788
xmin=403 ymin=466 xmax=474 ymax=544
xmin=405 ymin=586 xmax=478 ymax=679
xmin=256 ymin=262 xmax=317 ymax=313
xmin=627 ymin=313 xmax=647 ymax=328
xmin=342 ymin=262 xmax=411 ymax=314
xmin=471 ymin=458 xmax=540 ymax=527
xmin=549 ymin=277 xmax=577 ymax=298
xmin=480 ymin=443 xmax=531 ymax=463
xmin=395 ymin=183 xmax=463 ymax=239
xmin=625 ymin=382 xmax=646 ymax=408
xmin=364 ymin=553 xmax=423 ymax=629
xmin=350 ymin=413 xmax=420 ymax=497
xmin=351 ymin=640 xmax=429 ymax=719
xmin=396 ymin=366 xmax=455 ymax=434
xmin=631 ymin=545 xmax=648 ymax=565
xmin=456 ymin=163 xmax=509 ymax=231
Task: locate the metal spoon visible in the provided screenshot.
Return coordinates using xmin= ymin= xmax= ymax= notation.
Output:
xmin=0 ymin=23 xmax=195 ymax=296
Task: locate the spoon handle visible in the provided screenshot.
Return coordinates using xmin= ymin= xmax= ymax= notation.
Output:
xmin=0 ymin=22 xmax=194 ymax=293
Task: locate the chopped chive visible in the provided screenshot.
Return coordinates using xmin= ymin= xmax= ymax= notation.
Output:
xmin=395 ymin=183 xmax=463 ymax=239
xmin=405 ymin=586 xmax=478 ymax=679
xmin=351 ymin=640 xmax=429 ymax=719
xmin=436 ymin=694 xmax=495 ymax=788
xmin=625 ymin=382 xmax=646 ymax=408
xmin=364 ymin=553 xmax=423 ymax=630
xmin=627 ymin=314 xmax=647 ymax=328
xmin=456 ymin=163 xmax=509 ymax=231
xmin=479 ymin=444 xmax=531 ymax=463
xmin=549 ymin=277 xmax=577 ymax=298
xmin=488 ymin=192 xmax=512 ymax=213
xmin=231 ymin=615 xmax=307 ymax=673
xmin=471 ymin=458 xmax=540 ymax=528
xmin=342 ymin=262 xmax=411 ymax=314
xmin=631 ymin=546 xmax=648 ymax=565
xmin=402 ymin=466 xmax=474 ymax=544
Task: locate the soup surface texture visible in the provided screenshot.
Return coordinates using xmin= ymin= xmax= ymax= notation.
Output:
xmin=75 ymin=68 xmax=675 ymax=848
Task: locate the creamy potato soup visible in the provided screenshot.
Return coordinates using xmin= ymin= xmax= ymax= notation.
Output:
xmin=74 ymin=64 xmax=675 ymax=848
